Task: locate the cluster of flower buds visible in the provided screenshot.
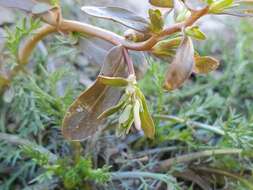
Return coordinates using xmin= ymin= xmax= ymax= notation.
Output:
xmin=97 ymin=74 xmax=155 ymax=138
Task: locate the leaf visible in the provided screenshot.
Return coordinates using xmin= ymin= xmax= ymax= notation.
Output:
xmin=32 ymin=3 xmax=54 ymax=15
xmin=81 ymin=6 xmax=150 ymax=32
xmin=119 ymin=105 xmax=133 ymax=124
xmin=80 ymin=37 xmax=148 ymax=79
xmin=97 ymin=94 xmax=127 ymax=119
xmin=193 ymin=56 xmax=220 ymax=74
xmin=151 ymin=37 xmax=182 ymax=60
xmin=149 ymin=9 xmax=164 ymax=33
xmin=136 ymin=87 xmax=155 ymax=139
xmin=149 ymin=0 xmax=174 ymax=8
xmin=62 ymin=45 xmax=128 ymax=140
xmin=3 ymin=86 xmax=15 ymax=103
xmin=185 ymin=26 xmax=207 ymax=40
xmin=223 ymin=0 xmax=253 ymax=17
xmin=97 ymin=75 xmax=129 ymax=87
xmin=185 ymin=0 xmax=208 ymax=11
xmin=163 ymin=36 xmax=195 ymax=91
xmin=0 ymin=0 xmax=36 ymax=12
xmin=209 ymin=0 xmax=234 ymax=13
xmin=174 ymin=0 xmax=191 ymax=22
xmin=0 ymin=0 xmax=54 ymax=13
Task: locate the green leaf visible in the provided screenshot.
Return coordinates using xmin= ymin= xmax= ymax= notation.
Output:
xmin=32 ymin=2 xmax=54 ymax=15
xmin=97 ymin=75 xmax=129 ymax=87
xmin=151 ymin=37 xmax=182 ymax=60
xmin=164 ymin=36 xmax=195 ymax=91
xmin=185 ymin=26 xmax=207 ymax=40
xmin=62 ymin=45 xmax=128 ymax=140
xmin=193 ymin=56 xmax=220 ymax=74
xmin=148 ymin=9 xmax=164 ymax=33
xmin=209 ymin=0 xmax=234 ymax=13
xmin=136 ymin=87 xmax=155 ymax=139
xmin=97 ymin=94 xmax=127 ymax=119
xmin=119 ymin=104 xmax=133 ymax=124
xmin=81 ymin=6 xmax=150 ymax=32
xmin=149 ymin=0 xmax=174 ymax=8
xmin=223 ymin=0 xmax=253 ymax=17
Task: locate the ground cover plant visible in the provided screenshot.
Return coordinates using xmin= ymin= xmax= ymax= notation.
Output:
xmin=0 ymin=0 xmax=253 ymax=189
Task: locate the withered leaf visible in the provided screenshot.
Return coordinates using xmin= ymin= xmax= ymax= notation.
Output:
xmin=164 ymin=36 xmax=194 ymax=91
xmin=81 ymin=37 xmax=148 ymax=79
xmin=62 ymin=45 xmax=128 ymax=141
xmin=81 ymin=6 xmax=150 ymax=32
xmin=193 ymin=56 xmax=219 ymax=74
xmin=149 ymin=0 xmax=174 ymax=8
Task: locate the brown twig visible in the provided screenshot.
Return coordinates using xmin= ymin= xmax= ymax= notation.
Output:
xmin=152 ymin=148 xmax=242 ymax=172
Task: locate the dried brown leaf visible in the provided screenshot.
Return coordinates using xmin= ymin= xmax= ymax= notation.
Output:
xmin=164 ymin=36 xmax=194 ymax=91
xmin=62 ymin=45 xmax=128 ymax=140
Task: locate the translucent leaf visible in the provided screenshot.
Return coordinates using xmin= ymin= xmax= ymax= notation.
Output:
xmin=148 ymin=9 xmax=164 ymax=33
xmin=81 ymin=6 xmax=150 ymax=32
xmin=193 ymin=56 xmax=220 ymax=74
xmin=164 ymin=36 xmax=195 ymax=91
xmin=62 ymin=45 xmax=128 ymax=140
xmin=136 ymin=87 xmax=155 ymax=139
xmin=149 ymin=0 xmax=174 ymax=8
xmin=97 ymin=75 xmax=129 ymax=87
xmin=80 ymin=37 xmax=148 ymax=79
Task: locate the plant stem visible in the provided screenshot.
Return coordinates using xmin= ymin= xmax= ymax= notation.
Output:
xmin=195 ymin=167 xmax=253 ymax=189
xmin=153 ymin=148 xmax=242 ymax=172
xmin=154 ymin=114 xmax=225 ymax=136
xmin=123 ymin=48 xmax=135 ymax=76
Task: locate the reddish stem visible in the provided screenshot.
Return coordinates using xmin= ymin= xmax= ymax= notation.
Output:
xmin=123 ymin=48 xmax=135 ymax=76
